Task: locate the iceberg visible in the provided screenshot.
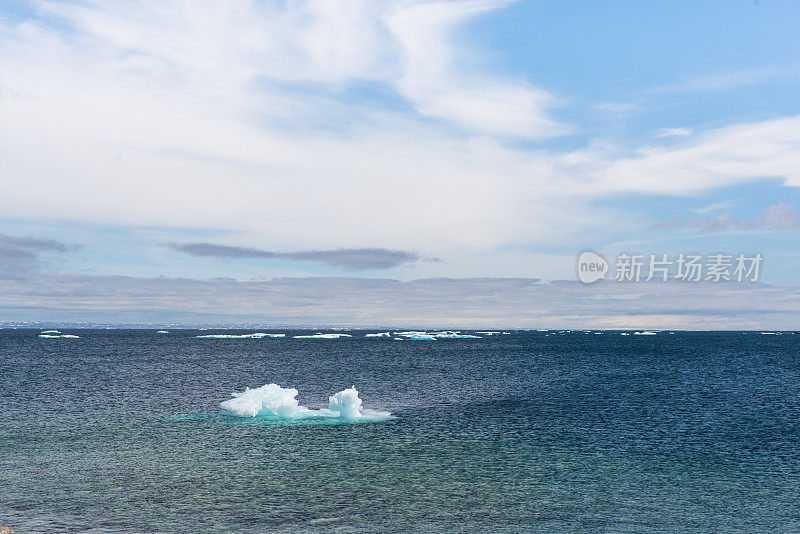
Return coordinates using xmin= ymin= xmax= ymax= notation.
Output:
xmin=39 ymin=333 xmax=79 ymax=339
xmin=220 ymin=384 xmax=309 ymax=418
xmin=220 ymin=384 xmax=392 ymax=421
xmin=328 ymin=386 xmax=362 ymax=418
xmin=633 ymin=331 xmax=657 ymax=335
xmin=157 ymin=330 xmax=169 ymax=334
xmin=365 ymin=332 xmax=391 ymax=338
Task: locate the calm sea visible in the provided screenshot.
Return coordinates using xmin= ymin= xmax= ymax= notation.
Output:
xmin=2 ymin=329 xmax=799 ymax=532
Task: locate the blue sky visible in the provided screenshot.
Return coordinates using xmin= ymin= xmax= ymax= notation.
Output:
xmin=1 ymin=0 xmax=800 ymax=326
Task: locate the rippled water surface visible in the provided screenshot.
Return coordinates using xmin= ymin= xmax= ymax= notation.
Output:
xmin=2 ymin=330 xmax=800 ymax=532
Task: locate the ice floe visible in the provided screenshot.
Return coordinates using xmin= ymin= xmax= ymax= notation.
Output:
xmin=196 ymin=333 xmax=285 ymax=339
xmin=293 ymin=333 xmax=352 ymax=339
xmin=220 ymin=384 xmax=392 ymax=422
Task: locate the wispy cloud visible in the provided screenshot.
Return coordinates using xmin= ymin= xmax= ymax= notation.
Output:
xmin=651 ymin=65 xmax=800 ymax=94
xmin=653 ymin=203 xmax=800 ymax=233
xmin=168 ymin=242 xmax=432 ymax=270
xmin=598 ymin=116 xmax=800 ymax=194
xmin=654 ymin=127 xmax=692 ymax=138
xmin=385 ymin=0 xmax=568 ymax=138
xmin=691 ymin=200 xmax=736 ymax=214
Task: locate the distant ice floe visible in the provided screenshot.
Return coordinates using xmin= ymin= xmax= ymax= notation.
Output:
xmin=220 ymin=384 xmax=392 ymax=422
xmin=39 ymin=333 xmax=79 ymax=339
xmin=476 ymin=331 xmax=507 ymax=335
xmin=293 ymin=333 xmax=352 ymax=339
xmin=391 ymin=330 xmax=485 ymax=340
xmin=404 ymin=334 xmax=437 ymax=340
xmin=196 ymin=333 xmax=285 ymax=339
xmin=157 ymin=330 xmax=169 ymax=334
xmin=633 ymin=331 xmax=658 ymax=335
xmin=365 ymin=332 xmax=391 ymax=338
xmin=40 ymin=330 xmax=61 ymax=334
xmin=761 ymin=332 xmax=779 ymax=335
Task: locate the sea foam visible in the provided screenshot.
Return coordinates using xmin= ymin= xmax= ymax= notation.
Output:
xmin=220 ymin=384 xmax=391 ymax=421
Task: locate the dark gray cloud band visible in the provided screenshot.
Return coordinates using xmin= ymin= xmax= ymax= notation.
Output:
xmin=0 ymin=232 xmax=77 ymax=279
xmin=168 ymin=242 xmax=432 ymax=270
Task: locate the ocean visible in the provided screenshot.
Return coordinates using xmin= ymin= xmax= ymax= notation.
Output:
xmin=2 ymin=329 xmax=800 ymax=533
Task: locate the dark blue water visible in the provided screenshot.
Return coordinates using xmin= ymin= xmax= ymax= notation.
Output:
xmin=2 ymin=330 xmax=800 ymax=533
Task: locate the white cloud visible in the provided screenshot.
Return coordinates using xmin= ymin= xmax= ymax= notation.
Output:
xmin=654 ymin=127 xmax=692 ymax=138
xmin=691 ymin=201 xmax=736 ymax=214
xmin=598 ymin=116 xmax=800 ymax=194
xmin=0 ymin=0 xmax=583 ymax=267
xmin=651 ymin=65 xmax=800 ymax=94
xmin=0 ymin=1 xmax=576 ymax=237
xmin=386 ymin=0 xmax=567 ymax=138
xmin=4 ymin=1 xmax=800 ymax=283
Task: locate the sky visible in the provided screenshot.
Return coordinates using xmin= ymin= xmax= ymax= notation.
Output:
xmin=2 ymin=0 xmax=800 ymax=327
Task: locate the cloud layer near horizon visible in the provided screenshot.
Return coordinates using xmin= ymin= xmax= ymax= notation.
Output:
xmin=2 ymin=269 xmax=799 ymax=329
